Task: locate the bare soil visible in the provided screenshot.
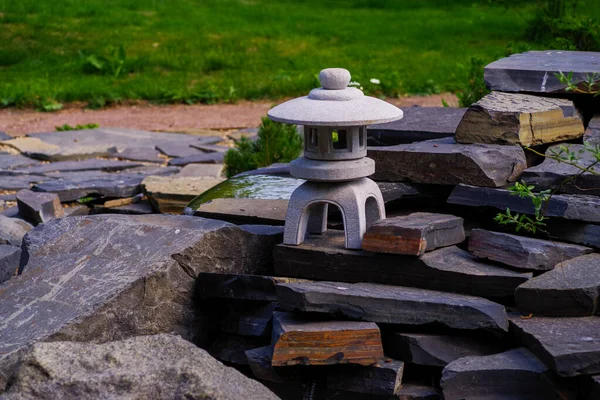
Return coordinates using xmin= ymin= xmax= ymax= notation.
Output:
xmin=0 ymin=94 xmax=458 ymax=136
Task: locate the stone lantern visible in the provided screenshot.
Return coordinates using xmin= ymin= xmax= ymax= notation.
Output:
xmin=268 ymin=68 xmax=403 ymax=249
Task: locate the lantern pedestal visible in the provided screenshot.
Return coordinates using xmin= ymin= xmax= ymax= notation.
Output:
xmin=283 ymin=178 xmax=385 ymax=249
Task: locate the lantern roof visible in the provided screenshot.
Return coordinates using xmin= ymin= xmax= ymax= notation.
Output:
xmin=268 ymin=68 xmax=403 ymax=127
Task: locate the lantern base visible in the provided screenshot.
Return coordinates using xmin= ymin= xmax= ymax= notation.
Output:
xmin=283 ymin=178 xmax=385 ymax=249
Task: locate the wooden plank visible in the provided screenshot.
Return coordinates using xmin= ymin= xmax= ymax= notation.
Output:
xmin=271 ymin=311 xmax=384 ymax=367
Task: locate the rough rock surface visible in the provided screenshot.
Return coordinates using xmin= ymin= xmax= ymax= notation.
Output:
xmin=177 ymin=163 xmax=224 ymax=178
xmin=584 ymin=115 xmax=600 ymax=146
xmin=0 ymin=214 xmax=33 ymax=246
xmin=0 ymin=215 xmax=283 ymax=386
xmin=276 ymin=281 xmax=509 ymax=332
xmin=16 ymin=189 xmax=64 ymax=225
xmin=0 ymin=334 xmax=279 ymax=399
xmin=368 ymin=137 xmax=526 ymax=187
xmin=0 ymin=152 xmax=39 ymax=170
xmin=193 ymin=198 xmax=288 ymax=225
xmin=16 ymin=159 xmax=142 ymax=174
xmin=441 ymin=348 xmax=569 ymax=400
xmin=142 ymin=175 xmax=224 ymax=213
xmin=0 ymin=244 xmax=21 ymax=284
xmin=515 ymin=254 xmax=600 ymax=317
xmin=469 ymin=229 xmax=593 ymax=271
xmin=168 ymin=152 xmax=225 ymax=166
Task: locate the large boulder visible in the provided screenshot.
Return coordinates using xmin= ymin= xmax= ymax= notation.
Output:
xmin=1 ymin=334 xmax=279 ymax=399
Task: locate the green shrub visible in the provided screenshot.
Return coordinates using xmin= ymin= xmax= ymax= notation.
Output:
xmin=456 ymin=56 xmax=491 ymax=107
xmin=55 ymin=123 xmax=99 ymax=131
xmin=224 ymin=117 xmax=303 ymax=178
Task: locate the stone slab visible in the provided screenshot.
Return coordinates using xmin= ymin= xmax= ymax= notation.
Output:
xmin=0 ymin=132 xmax=11 ymax=141
xmin=196 ymin=273 xmax=301 ymax=302
xmin=274 ymin=232 xmax=531 ymax=300
xmin=0 ymin=214 xmax=283 ymax=385
xmin=17 ymin=159 xmax=142 ymax=175
xmin=276 ymin=281 xmax=509 ymax=332
xmin=190 ymin=143 xmax=229 ymax=153
xmin=546 ymin=220 xmax=600 ymax=249
xmin=584 ymin=115 xmax=600 ymax=146
xmin=221 ymin=302 xmax=275 ymax=337
xmin=515 ymin=253 xmax=600 ymax=317
xmin=192 ymin=198 xmax=288 ymax=225
xmin=156 ymin=142 xmax=204 ymax=158
xmin=0 ymin=244 xmax=20 ymax=284
xmin=326 ymin=359 xmax=405 ymax=396
xmin=484 ymin=50 xmax=600 ymax=94
xmin=33 ymin=174 xmax=148 ymax=202
xmin=469 ymin=228 xmax=593 ymax=271
xmin=271 ymin=311 xmax=384 ymax=367
xmin=396 ymin=384 xmax=442 ymax=400
xmin=114 ymin=147 xmax=164 ymax=163
xmin=510 ymin=315 xmax=600 ymax=377
xmin=455 ymin=92 xmax=584 ymax=146
xmin=0 ymin=214 xmax=33 ymax=246
xmin=367 ymin=107 xmax=466 ymax=146
xmin=0 ymin=173 xmax=52 ymax=191
xmin=441 ymin=348 xmax=570 ymax=400
xmin=385 ymin=332 xmax=504 ymax=367
xmin=362 ymin=212 xmax=465 ymax=255
xmin=589 ymin=375 xmax=600 ymax=400
xmin=177 ymin=163 xmax=224 ymax=177
xmin=16 ymin=189 xmax=64 ymax=225
xmin=448 ymin=184 xmax=600 ymax=223
xmin=0 ymin=153 xmax=39 ymax=170
xmin=368 ymin=137 xmax=526 ymax=187
xmin=168 ymin=152 xmax=225 ymax=166
xmin=142 ymin=176 xmax=224 ymax=214
xmin=208 ymin=334 xmax=268 ymax=365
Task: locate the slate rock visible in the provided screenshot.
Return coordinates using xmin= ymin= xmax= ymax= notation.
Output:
xmin=515 ymin=254 xmax=600 ymax=317
xmin=362 ymin=212 xmax=465 ymax=255
xmin=196 ymin=273 xmax=301 ymax=302
xmin=0 ymin=132 xmax=11 ymax=141
xmin=142 ymin=175 xmax=224 ymax=214
xmin=276 ymin=281 xmax=509 ymax=332
xmin=221 ymin=302 xmax=276 ymax=337
xmin=441 ymin=348 xmax=570 ymax=400
xmin=0 ymin=215 xmax=283 ymax=384
xmin=543 ymin=220 xmax=600 ymax=250
xmin=367 ymin=106 xmax=466 ymax=146
xmin=1 ymin=137 xmax=78 ymax=161
xmin=209 ymin=334 xmax=269 ymax=365
xmin=326 ymin=359 xmax=405 ymax=396
xmin=17 ymin=159 xmax=142 ymax=174
xmin=274 ymin=232 xmax=531 ymax=300
xmin=0 ymin=172 xmax=52 ymax=190
xmin=156 ymin=142 xmax=204 ymax=158
xmin=584 ymin=115 xmax=600 ymax=146
xmin=0 ymin=244 xmax=21 ymax=284
xmin=33 ymin=174 xmax=147 ymax=202
xmin=589 ymin=375 xmax=600 ymax=400
xmin=114 ymin=147 xmax=164 ymax=163
xmin=484 ymin=50 xmax=600 ymax=94
xmin=0 ymin=152 xmax=40 ymax=170
xmin=368 ymin=137 xmax=526 ymax=187
xmin=168 ymin=152 xmax=225 ymax=166
xmin=234 ymin=163 xmax=291 ymax=177
xmin=192 ymin=198 xmax=288 ymax=225
xmin=16 ymin=189 xmax=64 ymax=225
xmin=522 ymin=144 xmax=600 ymax=196
xmin=191 ymin=143 xmax=229 ymax=153
xmin=510 ymin=315 xmax=600 ymax=376
xmin=63 ymin=204 xmax=90 ymax=217
xmin=385 ymin=332 xmax=503 ymax=367
xmin=396 ymin=384 xmax=442 ymax=400
xmin=469 ymin=229 xmax=593 ymax=271
xmin=178 ymin=163 xmax=224 ymax=177
xmin=448 ymin=184 xmax=600 ymax=223
xmin=0 ymin=214 xmax=33 ymax=246
xmin=0 ymin=334 xmax=279 ymax=400
xmin=455 ymin=92 xmax=584 ymax=146
xmin=93 ymin=201 xmax=155 ymax=215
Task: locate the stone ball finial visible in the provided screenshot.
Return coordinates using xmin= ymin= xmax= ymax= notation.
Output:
xmin=319 ymin=68 xmax=351 ymax=90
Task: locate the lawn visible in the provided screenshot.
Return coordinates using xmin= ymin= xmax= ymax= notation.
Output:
xmin=0 ymin=0 xmax=577 ymax=108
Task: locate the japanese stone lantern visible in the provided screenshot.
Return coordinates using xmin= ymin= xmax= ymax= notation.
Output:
xmin=268 ymin=68 xmax=403 ymax=249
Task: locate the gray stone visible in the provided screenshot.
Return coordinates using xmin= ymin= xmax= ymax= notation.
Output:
xmin=93 ymin=201 xmax=154 ymax=215
xmin=368 ymin=137 xmax=526 ymax=187
xmin=274 ymin=233 xmax=531 ymax=300
xmin=114 ymin=147 xmax=164 ymax=163
xmin=326 ymin=359 xmax=405 ymax=396
xmin=515 ymin=254 xmax=600 ymax=317
xmin=0 ymin=152 xmax=40 ymax=170
xmin=16 ymin=189 xmax=64 ymax=225
xmin=0 ymin=334 xmax=279 ymax=400
xmin=177 ymin=163 xmax=224 ymax=177
xmin=290 ymin=156 xmax=374 ymax=181
xmin=1 ymin=136 xmax=108 ymax=161
xmin=193 ymin=198 xmax=288 ymax=225
xmin=589 ymin=375 xmax=600 ymax=400
xmin=0 ymin=132 xmax=11 ymax=141
xmin=221 ymin=302 xmax=275 ymax=337
xmin=441 ymin=348 xmax=570 ymax=400
xmin=522 ymin=144 xmax=600 ymax=195
xmin=0 ymin=214 xmax=33 ymax=246
xmin=484 ymin=50 xmax=600 ymax=94
xmin=156 ymin=142 xmax=204 ymax=158
xmin=276 ymin=281 xmax=509 ymax=332
xmin=190 ymin=143 xmax=229 ymax=153
xmin=168 ymin=152 xmax=225 ymax=166
xmin=469 ymin=229 xmax=593 ymax=271
xmin=448 ymin=184 xmax=600 ymax=223
xmin=0 ymin=206 xmax=19 ymax=218
xmin=385 ymin=332 xmax=504 ymax=367
xmin=367 ymin=107 xmax=467 ymax=146
xmin=510 ymin=315 xmax=600 ymax=376
xmin=209 ymin=334 xmax=268 ymax=365
xmin=584 ymin=115 xmax=600 ymax=146
xmin=0 ymin=172 xmax=52 ymax=191
xmin=0 ymin=244 xmax=20 ymax=284
xmin=396 ymin=384 xmax=442 ymax=400
xmin=142 ymin=175 xmax=224 ymax=214
xmin=32 ymin=174 xmax=148 ymax=202
xmin=546 ymin=220 xmax=600 ymax=249
xmin=17 ymin=159 xmax=142 ymax=174
xmin=63 ymin=204 xmax=89 ymax=217
xmin=196 ymin=273 xmax=297 ymax=302
xmin=0 ymin=215 xmax=283 ymax=385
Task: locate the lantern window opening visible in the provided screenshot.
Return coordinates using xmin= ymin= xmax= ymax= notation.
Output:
xmin=332 ymin=129 xmax=348 ymax=150
xmin=359 ymin=127 xmax=366 ymax=149
xmin=308 ymin=127 xmax=319 ymax=150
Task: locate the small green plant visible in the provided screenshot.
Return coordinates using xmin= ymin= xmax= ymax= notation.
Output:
xmin=39 ymin=100 xmax=63 ymax=112
xmin=224 ymin=117 xmax=303 ymax=178
xmin=79 ymin=45 xmax=127 ymax=78
xmin=55 ymin=123 xmax=99 ymax=131
xmin=494 ymin=182 xmax=551 ymax=233
xmin=456 ymin=56 xmax=490 ymax=107
xmin=557 ymin=71 xmax=600 ymax=96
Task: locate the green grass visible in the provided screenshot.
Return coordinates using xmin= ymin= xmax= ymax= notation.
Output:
xmin=0 ymin=0 xmax=587 ymax=107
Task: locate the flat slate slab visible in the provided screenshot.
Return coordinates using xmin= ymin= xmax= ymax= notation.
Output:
xmin=0 ymin=214 xmax=33 ymax=246
xmin=0 ymin=216 xmax=283 ymax=378
xmin=0 ymin=152 xmax=40 ymax=170
xmin=114 ymin=147 xmax=164 ymax=163
xmin=385 ymin=332 xmax=504 ymax=367
xmin=441 ymin=348 xmax=570 ymax=400
xmin=546 ymin=220 xmax=600 ymax=249
xmin=274 ymin=231 xmax=531 ymax=300
xmin=192 ymin=198 xmax=288 ymax=225
xmin=584 ymin=115 xmax=600 ymax=146
xmin=368 ymin=137 xmax=526 ymax=187
xmin=484 ymin=50 xmax=600 ymax=94
xmin=156 ymin=142 xmax=204 ymax=158
xmin=196 ymin=273 xmax=302 ymax=302
xmin=141 ymin=176 xmax=224 ymax=214
xmin=469 ymin=229 xmax=593 ymax=271
xmin=177 ymin=163 xmax=224 ymax=177
xmin=515 ymin=254 xmax=600 ymax=317
xmin=0 ymin=244 xmax=20 ymax=284
xmin=168 ymin=152 xmax=225 ymax=166
xmin=1 ymin=136 xmax=113 ymax=161
xmin=362 ymin=212 xmax=465 ymax=256
xmin=522 ymin=144 xmax=600 ymax=196
xmin=510 ymin=315 xmax=600 ymax=377
xmin=448 ymin=184 xmax=600 ymax=223
xmin=455 ymin=92 xmax=584 ymax=146
xmin=276 ymin=281 xmax=509 ymax=332
xmin=0 ymin=172 xmax=53 ymax=191
xmin=367 ymin=107 xmax=466 ymax=146
xmin=221 ymin=302 xmax=275 ymax=337
xmin=326 ymin=359 xmax=405 ymax=396
xmin=16 ymin=189 xmax=64 ymax=225
xmin=17 ymin=159 xmax=142 ymax=175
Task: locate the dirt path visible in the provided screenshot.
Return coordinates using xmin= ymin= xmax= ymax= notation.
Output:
xmin=0 ymin=94 xmax=458 ymax=136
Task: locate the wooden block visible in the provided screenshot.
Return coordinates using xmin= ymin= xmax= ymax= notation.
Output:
xmin=469 ymin=229 xmax=593 ymax=271
xmin=326 ymin=359 xmax=404 ymax=396
xmin=271 ymin=312 xmax=384 ymax=367
xmin=196 ymin=273 xmax=309 ymax=302
xmin=362 ymin=212 xmax=465 ymax=255
xmin=273 ymin=231 xmax=531 ymax=300
xmin=455 ymin=91 xmax=584 ymax=146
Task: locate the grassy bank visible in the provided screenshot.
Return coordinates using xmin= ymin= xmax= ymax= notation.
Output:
xmin=0 ymin=0 xmax=564 ymax=108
